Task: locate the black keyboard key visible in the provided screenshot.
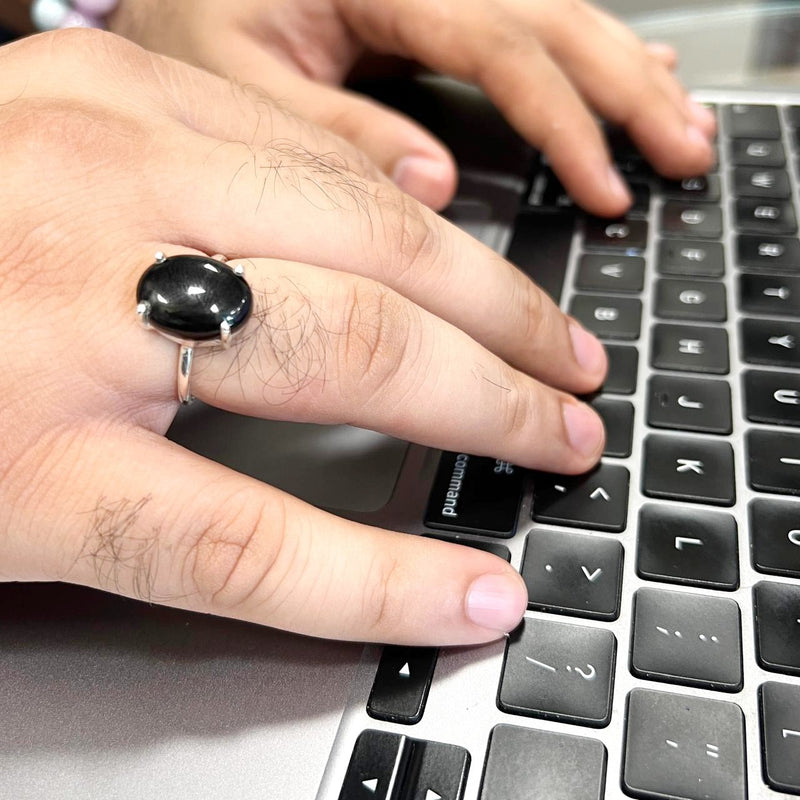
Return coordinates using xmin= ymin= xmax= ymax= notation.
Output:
xmin=743 ymin=370 xmax=800 ymax=427
xmin=662 ymin=174 xmax=721 ymax=202
xmin=661 ymin=201 xmax=723 ymax=238
xmin=629 ymin=182 xmax=651 ymax=217
xmin=788 ymin=106 xmax=800 ymax=129
xmin=590 ymin=398 xmax=634 ymax=457
xmin=575 ymin=254 xmax=645 ymax=293
xmin=753 ymin=581 xmax=800 ymax=675
xmin=738 ymin=272 xmax=800 ymax=315
xmin=569 ymin=294 xmax=642 ymax=340
xmin=737 ymin=234 xmax=800 ymax=273
xmin=583 ymin=217 xmax=648 ymax=251
xmin=735 ymin=198 xmax=797 ymax=235
xmin=522 ymin=529 xmax=624 ymax=620
xmin=499 ymin=617 xmax=616 ymax=727
xmin=631 ymin=587 xmax=743 ymax=691
xmin=637 ymin=504 xmax=739 ymax=590
xmin=732 ymin=167 xmax=791 ymax=199
xmin=646 ymin=375 xmax=732 ymax=434
xmin=525 ymin=167 xmax=570 ymax=210
xmin=726 ymin=103 xmax=781 ymax=138
xmin=424 ymin=534 xmax=510 ymax=562
xmin=340 ymin=730 xmax=470 ymax=800
xmin=760 ymin=681 xmax=800 ymax=794
xmin=480 ymin=725 xmax=607 ymax=800
xmin=749 ymin=498 xmax=800 ymax=577
xmin=507 ymin=210 xmax=573 ymax=304
xmin=650 ymin=323 xmax=729 ymax=374
xmin=747 ymin=429 xmax=800 ymax=496
xmin=340 ymin=730 xmax=405 ymax=800
xmin=424 ymin=452 xmax=523 ymax=537
xmin=623 ymin=689 xmax=746 ymax=800
xmin=658 ymin=238 xmax=725 ymax=277
xmin=740 ymin=317 xmax=800 ymax=367
xmin=731 ymin=138 xmax=786 ymax=167
xmin=367 ymin=646 xmax=438 ymax=724
xmin=533 ymin=464 xmax=629 ymax=532
xmin=654 ymin=278 xmax=727 ymax=321
xmin=601 ymin=345 xmax=638 ymax=394
xmin=642 ymin=434 xmax=735 ymax=506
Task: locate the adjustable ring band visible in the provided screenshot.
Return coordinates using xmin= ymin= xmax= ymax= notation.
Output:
xmin=136 ymin=252 xmax=253 ymax=404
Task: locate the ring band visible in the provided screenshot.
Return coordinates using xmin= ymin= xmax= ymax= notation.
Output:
xmin=136 ymin=252 xmax=253 ymax=404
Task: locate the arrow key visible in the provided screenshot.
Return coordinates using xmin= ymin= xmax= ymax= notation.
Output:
xmin=533 ymin=464 xmax=630 ymax=532
xmin=522 ymin=528 xmax=624 ymax=620
xmin=368 ymin=645 xmax=438 ymax=724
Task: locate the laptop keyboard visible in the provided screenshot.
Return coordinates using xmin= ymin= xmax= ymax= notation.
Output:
xmin=328 ymin=99 xmax=800 ymax=799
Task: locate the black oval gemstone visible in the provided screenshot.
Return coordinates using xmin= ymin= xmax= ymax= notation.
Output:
xmin=136 ymin=255 xmax=253 ymax=341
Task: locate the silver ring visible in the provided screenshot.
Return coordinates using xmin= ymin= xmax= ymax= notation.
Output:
xmin=136 ymin=252 xmax=253 ymax=404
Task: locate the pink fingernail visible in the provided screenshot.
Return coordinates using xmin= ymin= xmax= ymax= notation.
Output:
xmin=569 ymin=321 xmax=607 ymax=376
xmin=465 ymin=573 xmax=527 ymax=632
xmin=606 ymin=165 xmax=632 ymax=205
xmin=392 ymin=156 xmax=452 ymax=201
xmin=686 ymin=123 xmax=713 ymax=152
xmin=686 ymin=98 xmax=717 ymax=134
xmin=563 ymin=402 xmax=605 ymax=458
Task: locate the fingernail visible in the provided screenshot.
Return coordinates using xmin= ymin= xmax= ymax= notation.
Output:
xmin=606 ymin=165 xmax=632 ymax=205
xmin=465 ymin=573 xmax=527 ymax=632
xmin=686 ymin=123 xmax=713 ymax=153
xmin=392 ymin=156 xmax=452 ymax=202
xmin=563 ymin=401 xmax=605 ymax=458
xmin=569 ymin=321 xmax=607 ymax=376
xmin=686 ymin=98 xmax=717 ymax=134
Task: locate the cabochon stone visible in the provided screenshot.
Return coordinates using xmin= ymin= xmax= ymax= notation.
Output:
xmin=137 ymin=255 xmax=252 ymax=341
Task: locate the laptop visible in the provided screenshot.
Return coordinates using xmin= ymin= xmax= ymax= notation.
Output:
xmin=1 ymin=62 xmax=800 ymax=800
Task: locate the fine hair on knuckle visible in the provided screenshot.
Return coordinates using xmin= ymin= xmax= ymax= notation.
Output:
xmin=183 ymin=491 xmax=286 ymax=613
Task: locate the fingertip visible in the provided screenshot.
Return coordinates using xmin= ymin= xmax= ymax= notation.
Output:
xmin=569 ymin=320 xmax=608 ymax=383
xmin=392 ymin=153 xmax=458 ymax=210
xmin=562 ymin=400 xmax=606 ymax=463
xmin=685 ymin=97 xmax=717 ymax=138
xmin=645 ymin=42 xmax=679 ymax=70
xmin=464 ymin=570 xmax=528 ymax=635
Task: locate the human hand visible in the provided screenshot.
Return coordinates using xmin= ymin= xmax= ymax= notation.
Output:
xmin=108 ymin=0 xmax=716 ymax=214
xmin=0 ymin=30 xmax=607 ymax=646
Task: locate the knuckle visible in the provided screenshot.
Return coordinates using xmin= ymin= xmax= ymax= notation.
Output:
xmin=373 ymin=186 xmax=443 ymax=285
xmin=498 ymin=369 xmax=537 ymax=440
xmin=338 ymin=280 xmax=417 ymax=402
xmin=359 ymin=550 xmax=403 ymax=638
xmin=183 ymin=487 xmax=288 ymax=613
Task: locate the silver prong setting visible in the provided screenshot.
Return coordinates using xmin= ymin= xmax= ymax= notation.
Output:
xmin=233 ymin=264 xmax=245 ymax=276
xmin=136 ymin=301 xmax=152 ymax=328
xmin=220 ymin=320 xmax=232 ymax=348
xmin=154 ymin=251 xmax=166 ymax=264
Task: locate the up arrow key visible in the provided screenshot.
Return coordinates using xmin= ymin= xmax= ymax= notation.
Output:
xmin=590 ymin=487 xmax=610 ymax=501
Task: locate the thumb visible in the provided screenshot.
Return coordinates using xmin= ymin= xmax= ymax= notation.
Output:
xmin=50 ymin=429 xmax=527 ymax=646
